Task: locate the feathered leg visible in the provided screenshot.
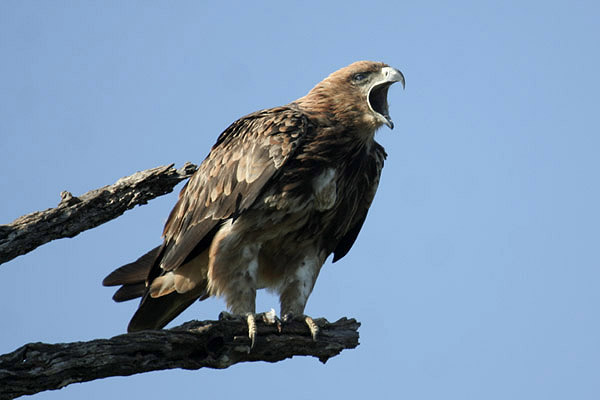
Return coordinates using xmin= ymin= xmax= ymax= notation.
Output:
xmin=279 ymin=254 xmax=323 ymax=341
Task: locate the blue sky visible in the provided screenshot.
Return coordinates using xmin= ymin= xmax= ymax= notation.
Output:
xmin=1 ymin=1 xmax=599 ymax=399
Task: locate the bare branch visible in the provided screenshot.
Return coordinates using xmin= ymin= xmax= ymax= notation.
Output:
xmin=0 ymin=317 xmax=360 ymax=399
xmin=0 ymin=163 xmax=197 ymax=265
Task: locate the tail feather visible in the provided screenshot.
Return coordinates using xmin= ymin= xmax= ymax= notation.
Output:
xmin=103 ymin=246 xmax=161 ymax=288
xmin=112 ymin=282 xmax=146 ymax=302
xmin=127 ymin=289 xmax=203 ymax=332
xmin=104 ymin=246 xmax=209 ymax=332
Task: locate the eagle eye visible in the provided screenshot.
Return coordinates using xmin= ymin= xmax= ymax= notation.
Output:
xmin=352 ymin=73 xmax=368 ymax=82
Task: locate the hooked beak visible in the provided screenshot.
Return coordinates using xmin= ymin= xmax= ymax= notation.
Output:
xmin=368 ymin=66 xmax=405 ymax=129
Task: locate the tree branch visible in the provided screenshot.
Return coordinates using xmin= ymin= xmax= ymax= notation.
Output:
xmin=0 ymin=317 xmax=360 ymax=399
xmin=0 ymin=163 xmax=197 ymax=266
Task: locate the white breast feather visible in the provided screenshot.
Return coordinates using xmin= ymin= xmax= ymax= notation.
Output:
xmin=312 ymin=168 xmax=337 ymax=211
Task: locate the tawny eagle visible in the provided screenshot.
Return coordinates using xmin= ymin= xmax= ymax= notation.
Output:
xmin=104 ymin=61 xmax=404 ymax=339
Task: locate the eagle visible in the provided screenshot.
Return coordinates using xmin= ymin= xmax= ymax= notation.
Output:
xmin=103 ymin=61 xmax=404 ymax=341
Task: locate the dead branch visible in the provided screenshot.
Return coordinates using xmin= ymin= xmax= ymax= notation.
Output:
xmin=0 ymin=163 xmax=197 ymax=265
xmin=0 ymin=164 xmax=361 ymax=399
xmin=0 ymin=317 xmax=360 ymax=399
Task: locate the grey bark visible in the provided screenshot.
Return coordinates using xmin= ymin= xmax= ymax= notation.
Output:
xmin=0 ymin=163 xmax=197 ymax=265
xmin=0 ymin=317 xmax=360 ymax=399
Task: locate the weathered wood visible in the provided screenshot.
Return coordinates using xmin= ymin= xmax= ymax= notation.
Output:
xmin=0 ymin=317 xmax=360 ymax=399
xmin=0 ymin=163 xmax=197 ymax=265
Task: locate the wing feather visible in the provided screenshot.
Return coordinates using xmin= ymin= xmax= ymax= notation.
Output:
xmin=157 ymin=106 xmax=308 ymax=272
xmin=332 ymin=142 xmax=387 ymax=262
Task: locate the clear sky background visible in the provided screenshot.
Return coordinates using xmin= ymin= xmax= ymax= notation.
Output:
xmin=1 ymin=1 xmax=599 ymax=399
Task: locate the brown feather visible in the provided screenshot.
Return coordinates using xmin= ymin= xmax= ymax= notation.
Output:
xmin=102 ymin=246 xmax=160 ymax=286
xmin=157 ymin=108 xmax=308 ymax=272
xmin=127 ymin=290 xmax=201 ymax=332
xmin=112 ymin=283 xmax=146 ymax=302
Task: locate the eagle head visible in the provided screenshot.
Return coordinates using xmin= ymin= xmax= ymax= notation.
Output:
xmin=298 ymin=61 xmax=405 ymax=134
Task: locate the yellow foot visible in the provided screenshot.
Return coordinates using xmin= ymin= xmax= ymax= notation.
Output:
xmin=219 ymin=309 xmax=280 ymax=349
xmin=282 ymin=313 xmax=320 ymax=341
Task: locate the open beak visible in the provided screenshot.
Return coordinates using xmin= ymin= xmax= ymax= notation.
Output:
xmin=368 ymin=66 xmax=405 ymax=129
